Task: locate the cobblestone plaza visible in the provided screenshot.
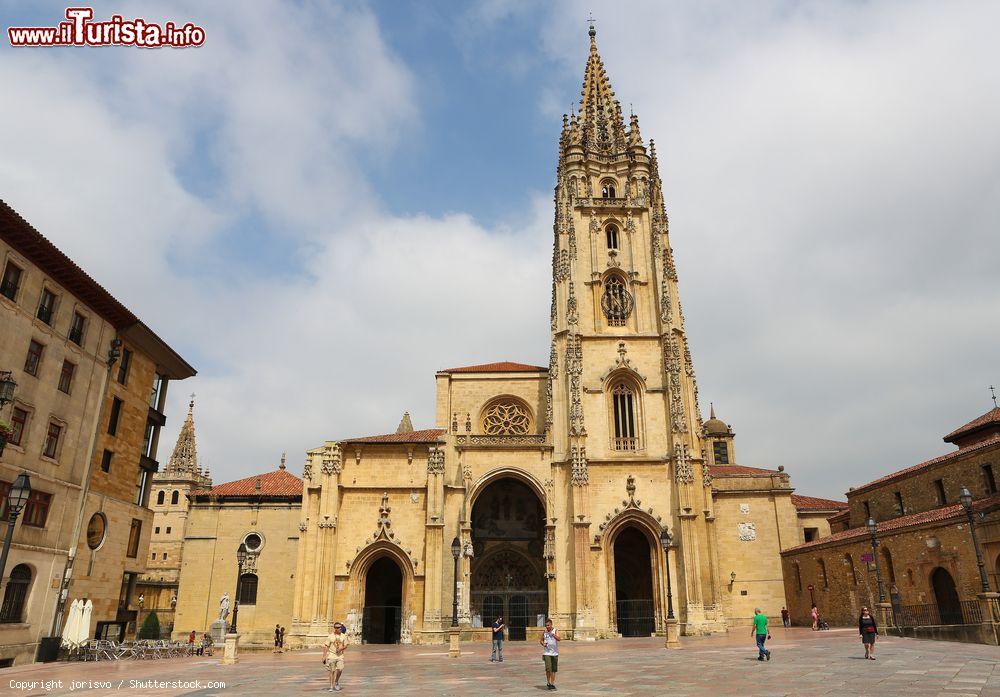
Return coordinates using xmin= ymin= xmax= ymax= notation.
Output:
xmin=4 ymin=629 xmax=1000 ymax=696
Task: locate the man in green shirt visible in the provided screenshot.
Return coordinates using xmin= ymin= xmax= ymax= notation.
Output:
xmin=751 ymin=608 xmax=771 ymax=661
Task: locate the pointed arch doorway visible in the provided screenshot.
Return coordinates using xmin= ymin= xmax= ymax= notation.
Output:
xmin=612 ymin=526 xmax=656 ymax=637
xmin=362 ymin=556 xmax=403 ymax=644
xmin=469 ymin=476 xmax=548 ymax=640
xmin=930 ymin=567 xmax=962 ymax=625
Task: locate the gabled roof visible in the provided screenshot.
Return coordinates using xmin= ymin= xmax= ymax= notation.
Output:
xmin=943 ymin=406 xmax=1000 ymax=444
xmin=709 ymin=464 xmax=780 ymax=476
xmin=791 ymin=494 xmax=849 ymax=512
xmin=782 ymin=493 xmax=1000 ymax=554
xmin=199 ymin=469 xmax=303 ymax=498
xmin=340 ymin=428 xmax=446 ymax=445
xmin=849 ymin=434 xmax=1000 ymax=496
xmin=439 ymin=362 xmax=547 ymax=374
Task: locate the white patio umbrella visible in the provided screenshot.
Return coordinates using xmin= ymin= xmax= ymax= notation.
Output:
xmin=78 ymin=600 xmax=94 ymax=645
xmin=61 ymin=599 xmax=82 ymax=649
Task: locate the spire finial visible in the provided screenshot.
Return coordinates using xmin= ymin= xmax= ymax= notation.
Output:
xmin=280 ymin=452 xmax=286 ymax=470
xmin=588 ymin=12 xmax=596 ymax=41
xmin=188 ymin=393 xmax=195 ymax=411
xmin=710 ymin=402 xmax=716 ymax=419
xmin=991 ymin=385 xmax=998 ymax=409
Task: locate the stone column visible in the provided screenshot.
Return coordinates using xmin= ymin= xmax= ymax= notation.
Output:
xmin=422 ymin=447 xmax=445 ymax=642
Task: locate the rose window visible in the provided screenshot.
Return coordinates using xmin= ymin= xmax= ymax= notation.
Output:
xmin=482 ymin=402 xmax=531 ymax=435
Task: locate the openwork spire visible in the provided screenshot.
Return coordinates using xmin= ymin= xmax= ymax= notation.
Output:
xmin=578 ymin=23 xmax=628 ymax=154
xmin=166 ymin=397 xmax=199 ymax=475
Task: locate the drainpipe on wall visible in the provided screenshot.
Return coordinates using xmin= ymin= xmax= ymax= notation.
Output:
xmin=44 ymin=337 xmax=121 ymax=648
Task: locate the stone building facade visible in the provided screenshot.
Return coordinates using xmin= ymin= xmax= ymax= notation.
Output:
xmin=0 ymin=200 xmax=194 ymax=665
xmin=781 ymin=406 xmax=1000 ymax=642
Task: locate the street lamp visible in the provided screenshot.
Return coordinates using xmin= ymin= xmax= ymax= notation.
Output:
xmin=959 ymin=485 xmax=992 ymax=593
xmin=867 ymin=517 xmax=886 ymax=604
xmin=450 ymin=537 xmax=461 ymax=627
xmin=0 ymin=371 xmax=16 ymax=408
xmin=0 ymin=473 xmax=32 ymax=583
xmin=231 ymin=543 xmax=247 ymax=633
xmin=658 ymin=528 xmax=675 ymax=620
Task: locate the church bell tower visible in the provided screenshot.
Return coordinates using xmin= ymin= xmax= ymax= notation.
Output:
xmin=547 ymin=21 xmax=722 ymax=635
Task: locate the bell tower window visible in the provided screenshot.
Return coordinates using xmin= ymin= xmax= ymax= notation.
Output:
xmin=601 ymin=181 xmax=616 ymax=198
xmin=605 ymin=224 xmax=619 ymax=250
xmin=601 ymin=274 xmax=633 ymax=326
xmin=610 ymin=381 xmax=640 ymax=451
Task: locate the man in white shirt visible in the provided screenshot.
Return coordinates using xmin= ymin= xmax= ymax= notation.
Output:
xmin=322 ymin=622 xmax=348 ymax=691
xmin=539 ymin=618 xmax=559 ymax=690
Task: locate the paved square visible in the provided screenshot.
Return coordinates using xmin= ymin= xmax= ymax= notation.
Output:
xmin=4 ymin=629 xmax=1000 ymax=696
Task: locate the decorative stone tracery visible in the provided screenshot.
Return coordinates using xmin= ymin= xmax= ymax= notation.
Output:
xmin=482 ymin=401 xmax=531 ymax=436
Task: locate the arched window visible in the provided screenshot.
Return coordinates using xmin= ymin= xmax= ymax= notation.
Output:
xmin=606 ymin=225 xmax=619 ymax=250
xmin=237 ymin=573 xmax=258 ymax=605
xmin=481 ymin=398 xmax=532 ymax=435
xmin=817 ymin=558 xmax=829 ymax=589
xmin=881 ymin=547 xmax=896 ymax=585
xmin=156 ymin=490 xmax=164 ymax=505
xmin=601 ymin=181 xmax=616 ymax=198
xmin=0 ymin=564 xmax=32 ymax=623
xmin=170 ymin=490 xmax=179 ymax=505
xmin=844 ymin=554 xmax=857 ymax=587
xmin=601 ymin=275 xmax=633 ymax=327
xmin=610 ymin=380 xmax=640 ymax=451
xmin=793 ymin=562 xmax=802 ymax=593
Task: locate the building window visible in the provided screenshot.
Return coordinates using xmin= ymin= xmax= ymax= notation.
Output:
xmin=882 ymin=547 xmax=896 ymax=585
xmin=43 ymin=421 xmax=62 ymax=459
xmin=165 ymin=526 xmax=171 ymax=534
xmin=154 ymin=526 xmax=160 ymax=535
xmin=862 ymin=500 xmax=871 ymax=520
xmin=36 ymin=288 xmax=57 ymax=325
xmin=0 ymin=261 xmax=23 ymax=301
xmin=817 ymin=558 xmax=829 ymax=589
xmin=149 ymin=374 xmax=164 ymax=409
xmin=893 ymin=491 xmax=904 ymax=516
xmin=24 ymin=340 xmax=44 ymax=377
xmin=68 ymin=312 xmax=86 ymax=346
xmin=610 ymin=381 xmax=639 ymax=451
xmin=243 ymin=533 xmax=263 ymax=553
xmin=23 ymin=490 xmax=52 ymax=527
xmin=793 ymin=562 xmax=802 ymax=592
xmin=126 ymin=519 xmax=142 ymax=558
xmin=156 ymin=490 xmax=165 ymax=505
xmin=237 ymin=573 xmax=258 ymax=605
xmin=0 ymin=481 xmax=9 ymax=520
xmin=606 ymin=224 xmax=619 ymax=250
xmin=982 ymin=464 xmax=997 ymax=495
xmin=171 ymin=490 xmax=179 ymax=505
xmin=86 ymin=513 xmax=107 ymax=550
xmin=601 ymin=274 xmax=633 ymax=326
xmin=117 ymin=348 xmax=132 ymax=386
xmin=100 ymin=449 xmax=113 ymax=473
xmin=135 ymin=467 xmax=151 ymax=507
xmin=0 ymin=565 xmax=32 ymax=623
xmin=107 ymin=397 xmax=123 ymax=436
xmin=163 ymin=553 xmax=167 ymax=560
xmin=9 ymin=407 xmax=28 ymax=447
xmin=151 ymin=553 xmax=156 ymax=560
xmin=934 ymin=479 xmax=946 ymax=505
xmin=712 ymin=440 xmax=729 ymax=465
xmin=58 ymin=360 xmax=76 ymax=394
xmin=845 ymin=554 xmax=857 ymax=587
xmin=601 ymin=181 xmax=616 ymax=198
xmin=803 ymin=528 xmax=819 ymax=542
xmin=142 ymin=421 xmax=156 ymax=458
xmin=481 ymin=400 xmax=531 ymax=435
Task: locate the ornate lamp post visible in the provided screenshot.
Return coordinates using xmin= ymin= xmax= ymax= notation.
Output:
xmin=0 ymin=371 xmax=16 ymax=407
xmin=959 ymin=486 xmax=992 ymax=594
xmin=449 ymin=537 xmax=462 ymax=657
xmin=659 ymin=527 xmax=680 ymax=649
xmin=231 ymin=543 xmax=247 ymax=633
xmin=0 ymin=473 xmax=31 ymax=582
xmin=866 ymin=517 xmax=886 ymax=603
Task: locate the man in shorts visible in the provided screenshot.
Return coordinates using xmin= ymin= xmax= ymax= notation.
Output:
xmin=322 ymin=622 xmax=348 ymax=691
xmin=540 ymin=618 xmax=559 ymax=690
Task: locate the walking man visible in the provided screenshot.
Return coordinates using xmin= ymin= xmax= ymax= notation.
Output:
xmin=780 ymin=607 xmax=790 ymax=628
xmin=274 ymin=624 xmax=281 ymax=653
xmin=323 ymin=622 xmax=348 ymax=691
xmin=490 ymin=615 xmax=505 ymax=662
xmin=540 ymin=618 xmax=559 ymax=690
xmin=752 ymin=608 xmax=771 ymax=662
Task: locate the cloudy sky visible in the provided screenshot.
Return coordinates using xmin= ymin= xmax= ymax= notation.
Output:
xmin=2 ymin=1 xmax=998 ymax=499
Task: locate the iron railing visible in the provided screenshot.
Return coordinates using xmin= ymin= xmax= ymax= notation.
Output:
xmin=470 ymin=591 xmax=549 ymax=641
xmin=615 ymin=599 xmax=655 ymax=637
xmin=891 ymin=601 xmax=986 ymax=627
xmin=361 ymin=605 xmax=401 ymax=644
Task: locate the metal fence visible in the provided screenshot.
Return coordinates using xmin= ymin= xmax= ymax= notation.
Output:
xmin=361 ymin=605 xmax=401 ymax=644
xmin=614 ymin=599 xmax=655 ymax=637
xmin=891 ymin=601 xmax=986 ymax=627
xmin=470 ymin=592 xmax=549 ymax=641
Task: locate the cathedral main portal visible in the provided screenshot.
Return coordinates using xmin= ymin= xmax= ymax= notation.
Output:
xmin=470 ymin=478 xmax=547 ymax=640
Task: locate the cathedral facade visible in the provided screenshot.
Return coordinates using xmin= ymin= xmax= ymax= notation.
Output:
xmin=280 ymin=27 xmax=824 ymax=648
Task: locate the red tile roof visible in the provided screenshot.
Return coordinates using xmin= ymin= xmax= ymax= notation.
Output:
xmin=440 ymin=362 xmax=547 ymax=374
xmin=849 ymin=434 xmax=1000 ymax=496
xmin=791 ymin=494 xmax=849 ymax=511
xmin=782 ymin=493 xmax=1000 ymax=554
xmin=340 ymin=428 xmax=446 ymax=445
xmin=943 ymin=406 xmax=1000 ymax=443
xmin=709 ymin=464 xmax=781 ymax=476
xmin=202 ymin=469 xmax=303 ymax=498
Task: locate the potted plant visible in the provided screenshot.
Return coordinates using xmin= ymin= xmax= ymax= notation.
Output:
xmin=0 ymin=419 xmax=12 ymax=456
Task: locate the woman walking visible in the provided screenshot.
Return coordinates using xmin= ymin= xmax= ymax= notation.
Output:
xmin=859 ymin=606 xmax=878 ymax=659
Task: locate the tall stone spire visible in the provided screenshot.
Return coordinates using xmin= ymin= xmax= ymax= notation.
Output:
xmin=166 ymin=397 xmax=199 ymax=475
xmin=578 ymin=22 xmax=627 ymax=154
